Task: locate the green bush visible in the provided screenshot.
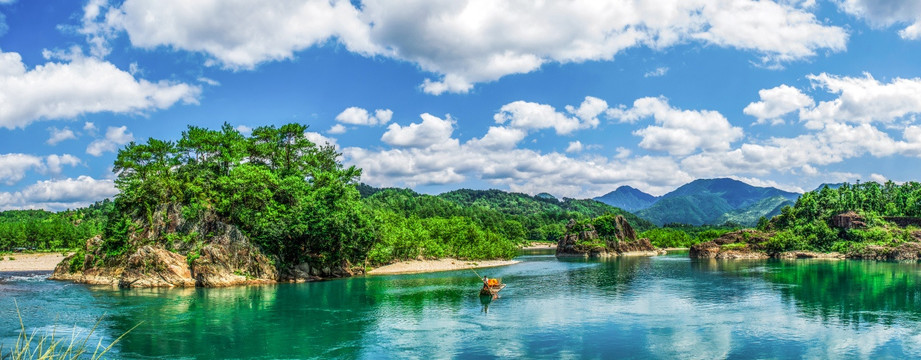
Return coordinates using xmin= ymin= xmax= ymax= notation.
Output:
xmin=763 ymin=230 xmax=806 ymax=253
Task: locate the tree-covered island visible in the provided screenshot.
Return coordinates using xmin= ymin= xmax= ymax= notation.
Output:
xmin=42 ymin=123 xmax=651 ymax=287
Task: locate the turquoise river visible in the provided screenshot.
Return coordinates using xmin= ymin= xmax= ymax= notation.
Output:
xmin=5 ymin=250 xmax=921 ymax=359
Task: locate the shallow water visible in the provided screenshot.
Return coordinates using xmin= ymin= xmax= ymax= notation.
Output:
xmin=4 ymin=251 xmax=921 ymax=359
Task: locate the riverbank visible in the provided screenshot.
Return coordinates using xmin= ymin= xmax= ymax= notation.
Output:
xmin=0 ymin=252 xmax=66 ymax=272
xmin=521 ymin=242 xmax=556 ymax=250
xmin=367 ymin=258 xmax=520 ymax=275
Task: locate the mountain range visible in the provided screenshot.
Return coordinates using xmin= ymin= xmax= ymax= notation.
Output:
xmin=594 ymin=178 xmax=801 ymax=226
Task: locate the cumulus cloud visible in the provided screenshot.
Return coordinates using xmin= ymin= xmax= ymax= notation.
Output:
xmin=0 ymin=176 xmax=117 ymax=211
xmin=46 ymin=127 xmax=77 ymax=145
xmin=744 ymin=85 xmax=814 ymax=125
xmin=335 ymin=107 xmax=393 ymax=126
xmin=305 ymin=131 xmax=338 ymax=148
xmin=800 ymin=73 xmax=921 ymax=128
xmin=566 ymin=141 xmax=584 ymax=153
xmin=45 ymin=154 xmax=81 ymax=174
xmin=381 ymin=113 xmax=457 ymax=149
xmin=235 ymin=125 xmax=252 ymax=136
xmin=0 ymin=153 xmax=81 ymax=185
xmin=466 ymin=126 xmax=527 ymax=150
xmin=83 ymin=0 xmax=376 ymax=70
xmin=494 ymin=97 xmax=605 ymax=135
xmin=608 ymin=97 xmax=743 ymax=156
xmin=82 ymin=0 xmax=848 ymax=94
xmin=86 ymin=126 xmax=134 ymax=156
xmin=836 ymin=0 xmax=921 ymax=40
xmin=328 ymin=124 xmax=347 ymax=134
xmin=0 ymin=49 xmax=200 ymax=129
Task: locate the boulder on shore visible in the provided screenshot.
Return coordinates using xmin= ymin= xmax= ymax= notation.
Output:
xmin=556 ymin=216 xmax=663 ymax=257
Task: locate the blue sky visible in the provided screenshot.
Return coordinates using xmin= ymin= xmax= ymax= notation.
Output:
xmin=2 ymin=0 xmax=921 ymax=210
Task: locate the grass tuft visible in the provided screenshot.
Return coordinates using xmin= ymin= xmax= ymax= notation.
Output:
xmin=1 ymin=299 xmax=141 ymax=359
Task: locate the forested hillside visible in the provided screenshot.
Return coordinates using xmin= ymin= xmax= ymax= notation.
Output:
xmin=360 ymin=187 xmax=654 ymax=264
xmin=0 ymin=200 xmax=111 ymax=251
xmin=764 ymin=181 xmax=921 ymax=252
xmin=635 ymin=178 xmax=799 ymax=226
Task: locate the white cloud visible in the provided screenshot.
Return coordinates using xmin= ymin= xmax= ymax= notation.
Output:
xmin=869 ymin=173 xmax=888 ymax=183
xmin=381 ymin=113 xmax=457 ymax=149
xmin=83 ymin=121 xmax=97 ymax=133
xmin=494 ymin=98 xmax=603 ymax=135
xmin=836 ymin=0 xmax=921 ymax=40
xmin=0 ymin=154 xmax=44 ymax=185
xmin=608 ymin=97 xmax=744 ymax=156
xmin=235 ymin=125 xmax=252 ymax=136
xmin=83 ymin=0 xmax=847 ymax=95
xmin=85 ymin=0 xmax=376 ymax=70
xmin=644 ymin=67 xmax=669 ymax=78
xmin=743 ymin=84 xmax=814 ymax=124
xmin=45 ymin=154 xmax=81 ymax=174
xmin=0 ymin=153 xmax=81 ymax=185
xmin=566 ymin=141 xmax=584 ymax=153
xmin=86 ymin=126 xmax=134 ymax=156
xmin=335 ymin=107 xmax=393 ymax=126
xmin=0 ymin=176 xmax=117 ymax=211
xmin=46 ymin=127 xmax=77 ymax=145
xmin=328 ymin=124 xmax=347 ymax=134
xmin=197 ymin=77 xmax=220 ymax=86
xmin=0 ymin=49 xmax=200 ymax=129
xmin=800 ymin=73 xmax=921 ymax=128
xmin=305 ymin=131 xmax=338 ymax=149
xmin=465 ymin=126 xmax=526 ymax=150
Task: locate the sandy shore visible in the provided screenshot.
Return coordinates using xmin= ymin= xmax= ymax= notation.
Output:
xmin=521 ymin=242 xmax=556 ymax=250
xmin=0 ymin=253 xmax=66 ymax=272
xmin=368 ymin=258 xmax=520 ymax=275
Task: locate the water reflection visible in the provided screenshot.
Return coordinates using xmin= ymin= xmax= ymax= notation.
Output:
xmin=8 ymin=254 xmax=921 ymax=358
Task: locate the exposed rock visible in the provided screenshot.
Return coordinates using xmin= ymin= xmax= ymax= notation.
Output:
xmin=556 ymin=216 xmax=662 ymax=257
xmin=689 ymin=230 xmax=771 ymax=259
xmin=120 ymin=246 xmax=195 ymax=287
xmin=830 ymin=211 xmax=866 ymax=229
xmin=847 ymin=242 xmax=921 ymax=261
xmin=51 ymin=204 xmax=280 ymax=287
xmin=776 ymin=251 xmax=845 ymax=260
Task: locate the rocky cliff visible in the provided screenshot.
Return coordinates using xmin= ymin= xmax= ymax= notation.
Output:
xmin=556 ymin=216 xmax=662 ymax=257
xmin=50 ymin=204 xmax=350 ymax=287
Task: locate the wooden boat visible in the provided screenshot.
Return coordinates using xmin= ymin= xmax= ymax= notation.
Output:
xmin=480 ymin=280 xmax=506 ymax=296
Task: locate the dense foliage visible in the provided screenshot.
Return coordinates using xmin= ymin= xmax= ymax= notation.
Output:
xmin=765 ymin=181 xmax=921 ymax=252
xmin=361 ymin=188 xmax=652 ymax=264
xmin=106 ymin=123 xmax=374 ymax=268
xmin=640 ymin=223 xmax=739 ymax=248
xmin=0 ymin=200 xmax=111 ymax=252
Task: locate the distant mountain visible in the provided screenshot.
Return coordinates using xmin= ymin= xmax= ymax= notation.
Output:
xmin=593 ymin=185 xmax=659 ymax=212
xmin=628 ymin=178 xmax=800 ymax=226
xmin=715 ymin=196 xmax=795 ymax=226
xmin=438 ymin=189 xmax=655 ymax=231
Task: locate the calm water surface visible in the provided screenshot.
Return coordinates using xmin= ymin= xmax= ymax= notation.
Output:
xmin=4 ymin=250 xmax=921 ymax=359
